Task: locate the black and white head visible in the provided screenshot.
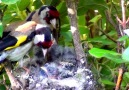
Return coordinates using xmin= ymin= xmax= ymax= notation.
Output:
xmin=33 ymin=24 xmax=54 ymax=57
xmin=26 ymin=5 xmax=60 ymax=29
xmin=39 ymin=5 xmax=59 ymax=29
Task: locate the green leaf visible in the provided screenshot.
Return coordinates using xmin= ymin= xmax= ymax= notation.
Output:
xmin=5 ymin=4 xmax=17 ymax=12
xmin=0 ymin=84 xmax=6 ymax=90
xmin=2 ymin=4 xmax=19 ymax=24
xmin=0 ymin=21 xmax=3 ymax=37
xmin=100 ymin=79 xmax=115 ymax=85
xmin=78 ymin=0 xmax=108 ymax=15
xmin=50 ymin=0 xmax=60 ymax=6
xmin=104 ymin=53 xmax=125 ymax=63
xmin=33 ymin=0 xmax=42 ymax=9
xmin=122 ymin=47 xmax=129 ymax=61
xmin=117 ymin=35 xmax=128 ymax=42
xmin=77 ymin=7 xmax=88 ymax=16
xmin=79 ymin=0 xmax=108 ymax=9
xmin=78 ymin=15 xmax=86 ymax=26
xmin=124 ymin=72 xmax=129 ymax=79
xmin=89 ymin=48 xmax=129 ymax=63
xmin=61 ymin=31 xmax=73 ymax=42
xmin=57 ymin=2 xmax=67 ymax=19
xmin=44 ymin=0 xmax=52 ymax=5
xmin=89 ymin=48 xmax=120 ymax=58
xmin=61 ymin=24 xmax=70 ymax=32
xmin=88 ymin=37 xmax=114 ymax=45
xmin=1 ymin=0 xmax=19 ymax=4
xmin=100 ymin=64 xmax=111 ymax=75
xmin=2 ymin=13 xmax=14 ymax=24
xmin=79 ymin=26 xmax=89 ymax=35
xmin=108 ymin=30 xmax=117 ymax=36
xmin=17 ymin=0 xmax=30 ymax=11
xmin=89 ymin=15 xmax=102 ymax=23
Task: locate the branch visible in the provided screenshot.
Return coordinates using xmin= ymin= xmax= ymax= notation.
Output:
xmin=105 ymin=1 xmax=126 ymax=89
xmin=105 ymin=9 xmax=123 ymax=52
xmin=115 ymin=0 xmax=126 ymax=90
xmin=65 ymin=0 xmax=87 ymax=67
xmin=115 ymin=68 xmax=125 ymax=90
xmin=1 ymin=5 xmax=8 ymax=21
xmin=121 ymin=0 xmax=126 ymax=29
xmin=99 ymin=29 xmax=117 ymax=43
xmin=105 ymin=11 xmax=119 ymax=32
xmin=4 ymin=60 xmax=22 ymax=89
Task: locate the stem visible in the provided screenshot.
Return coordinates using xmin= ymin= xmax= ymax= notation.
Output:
xmin=121 ymin=0 xmax=126 ymax=29
xmin=115 ymin=68 xmax=124 ymax=90
xmin=115 ymin=0 xmax=126 ymax=90
xmin=99 ymin=29 xmax=117 ymax=43
xmin=65 ymin=0 xmax=87 ymax=67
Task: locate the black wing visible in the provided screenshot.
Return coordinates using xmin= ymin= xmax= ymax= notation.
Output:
xmin=0 ymin=35 xmax=17 ymax=51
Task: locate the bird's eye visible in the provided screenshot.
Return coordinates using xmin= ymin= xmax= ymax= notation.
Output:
xmin=46 ymin=12 xmax=50 ymax=17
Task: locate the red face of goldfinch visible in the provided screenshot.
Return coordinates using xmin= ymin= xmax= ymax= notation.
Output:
xmin=26 ymin=5 xmax=60 ymax=43
xmin=26 ymin=5 xmax=60 ymax=29
xmin=39 ymin=6 xmax=59 ymax=29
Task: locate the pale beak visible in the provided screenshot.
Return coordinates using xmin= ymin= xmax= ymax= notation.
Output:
xmin=50 ymin=19 xmax=56 ymax=29
xmin=42 ymin=49 xmax=48 ymax=57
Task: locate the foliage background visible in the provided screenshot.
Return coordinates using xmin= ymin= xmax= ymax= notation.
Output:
xmin=0 ymin=0 xmax=129 ymax=89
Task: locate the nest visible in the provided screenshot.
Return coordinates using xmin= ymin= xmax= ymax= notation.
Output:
xmin=13 ymin=45 xmax=96 ymax=90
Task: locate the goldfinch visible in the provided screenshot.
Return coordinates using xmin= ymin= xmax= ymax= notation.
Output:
xmin=0 ymin=21 xmax=37 ymax=51
xmin=2 ymin=5 xmax=60 ymax=38
xmin=0 ymin=21 xmax=38 ymax=63
xmin=33 ymin=24 xmax=54 ymax=59
xmin=26 ymin=5 xmax=60 ymax=42
xmin=0 ymin=5 xmax=60 ymax=61
xmin=1 ymin=5 xmax=60 ymax=48
xmin=26 ymin=5 xmax=59 ymax=29
xmin=0 ymin=24 xmax=54 ymax=65
xmin=0 ymin=5 xmax=60 ymax=89
xmin=17 ymin=25 xmax=54 ymax=75
xmin=30 ymin=26 xmax=56 ymax=67
xmin=26 ymin=5 xmax=60 ymax=64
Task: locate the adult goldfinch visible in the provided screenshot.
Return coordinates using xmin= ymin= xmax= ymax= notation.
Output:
xmin=26 ymin=5 xmax=60 ymax=42
xmin=33 ymin=24 xmax=54 ymax=58
xmin=0 ymin=5 xmax=60 ymax=61
xmin=17 ymin=25 xmax=54 ymax=71
xmin=2 ymin=5 xmax=60 ymax=42
xmin=0 ymin=21 xmax=37 ymax=63
xmin=0 ymin=21 xmax=37 ymax=51
xmin=0 ymin=23 xmax=54 ymax=63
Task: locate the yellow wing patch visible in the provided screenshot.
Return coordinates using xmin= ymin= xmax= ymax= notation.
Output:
xmin=5 ymin=36 xmax=27 ymax=50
